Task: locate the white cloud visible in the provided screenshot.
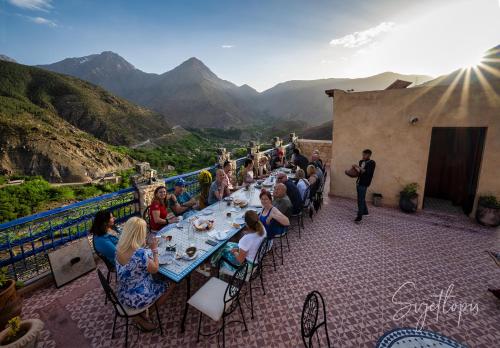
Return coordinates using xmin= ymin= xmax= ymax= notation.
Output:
xmin=330 ymin=21 xmax=395 ymax=48
xmin=28 ymin=16 xmax=57 ymax=27
xmin=8 ymin=0 xmax=53 ymax=12
xmin=221 ymin=45 xmax=234 ymax=49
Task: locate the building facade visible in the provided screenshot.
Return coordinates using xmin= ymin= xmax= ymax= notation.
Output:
xmin=326 ymin=75 xmax=499 ymax=216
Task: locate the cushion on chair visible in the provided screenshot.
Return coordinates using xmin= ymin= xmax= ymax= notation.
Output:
xmin=220 ymin=267 xmax=253 ymax=282
xmin=117 ymin=304 xmax=148 ymax=317
xmin=188 ymin=277 xmax=229 ymax=321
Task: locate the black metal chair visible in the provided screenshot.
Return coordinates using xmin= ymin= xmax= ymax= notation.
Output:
xmin=92 ymin=237 xmax=116 ymax=304
xmin=268 ymin=226 xmax=290 ymax=269
xmin=301 ymin=291 xmax=331 ymax=348
xmin=188 ymin=263 xmax=249 ymax=348
xmin=97 ymin=269 xmax=163 ymax=348
xmin=291 ymin=185 xmax=312 ymax=238
xmin=142 ymin=206 xmax=151 ymax=233
xmin=218 ymin=238 xmax=270 ymax=319
xmin=315 ymin=171 xmax=327 ymax=211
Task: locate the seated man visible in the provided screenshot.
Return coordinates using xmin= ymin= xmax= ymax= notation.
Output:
xmin=311 ymin=150 xmax=324 ymax=169
xmin=310 ymin=151 xmax=324 ymax=183
xmin=208 ymin=169 xmax=231 ymax=205
xmin=292 ymin=148 xmax=309 ymax=172
xmin=169 ymin=179 xmax=198 ymax=218
xmin=276 ymin=172 xmax=302 ymax=214
xmin=273 ymin=183 xmax=292 ymax=218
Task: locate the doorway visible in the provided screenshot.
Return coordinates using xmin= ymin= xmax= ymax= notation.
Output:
xmin=424 ymin=127 xmax=487 ymax=215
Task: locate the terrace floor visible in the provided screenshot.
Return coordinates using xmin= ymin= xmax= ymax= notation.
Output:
xmin=21 ymin=194 xmax=500 ymax=347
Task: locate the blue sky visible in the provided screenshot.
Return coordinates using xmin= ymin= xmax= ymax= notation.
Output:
xmin=1 ymin=0 xmax=499 ymax=90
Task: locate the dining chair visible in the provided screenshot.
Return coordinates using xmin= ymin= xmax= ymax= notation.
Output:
xmin=97 ymin=269 xmax=163 ymax=348
xmin=142 ymin=206 xmax=151 ymax=233
xmin=92 ymin=237 xmax=116 ymax=304
xmin=188 ymin=263 xmax=248 ymax=348
xmin=291 ymin=185 xmax=312 ymax=238
xmin=218 ymin=238 xmax=270 ymax=319
xmin=301 ymin=290 xmax=331 ymax=348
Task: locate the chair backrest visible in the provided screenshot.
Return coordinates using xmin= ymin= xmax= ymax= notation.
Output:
xmin=143 ymin=206 xmax=151 ymax=233
xmin=92 ymin=237 xmax=116 ymax=272
xmin=97 ymin=268 xmax=127 ymax=314
xmin=249 ymin=237 xmax=269 ymax=281
xmin=301 ymin=290 xmax=331 ymax=348
xmin=223 ymin=263 xmax=248 ymax=315
xmin=302 ymin=185 xmax=312 ymax=208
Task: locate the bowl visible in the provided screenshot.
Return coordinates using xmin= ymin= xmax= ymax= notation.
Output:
xmin=186 ymin=246 xmax=197 ymax=258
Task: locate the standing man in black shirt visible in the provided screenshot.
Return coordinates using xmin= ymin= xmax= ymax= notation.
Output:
xmin=354 ymin=149 xmax=376 ymax=223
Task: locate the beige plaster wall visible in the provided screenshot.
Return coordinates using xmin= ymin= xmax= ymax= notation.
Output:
xmin=297 ymin=139 xmax=332 ymax=164
xmin=329 ymin=81 xmax=500 ymax=215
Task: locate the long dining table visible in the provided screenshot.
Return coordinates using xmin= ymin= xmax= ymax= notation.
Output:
xmin=156 ymin=169 xmax=294 ymax=332
xmin=157 ymin=183 xmax=263 ymax=331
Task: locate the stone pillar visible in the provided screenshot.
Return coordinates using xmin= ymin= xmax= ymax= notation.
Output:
xmin=217 ymin=147 xmax=230 ymax=167
xmin=272 ymin=137 xmax=282 ymax=149
xmin=137 ymin=182 xmax=165 ymax=216
xmin=289 ymin=132 xmax=298 ymax=148
xmin=246 ymin=141 xmax=260 ymax=157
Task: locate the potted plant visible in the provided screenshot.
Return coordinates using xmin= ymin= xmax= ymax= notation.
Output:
xmin=373 ymin=193 xmax=383 ymax=207
xmin=198 ymin=170 xmax=212 ymax=209
xmin=0 ymin=268 xmax=22 ymax=330
xmin=476 ymin=195 xmax=500 ymax=227
xmin=399 ymin=183 xmax=419 ymax=213
xmin=0 ymin=316 xmax=44 ymax=348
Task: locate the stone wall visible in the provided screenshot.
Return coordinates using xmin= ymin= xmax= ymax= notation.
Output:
xmin=297 ymin=139 xmax=332 ymax=164
xmin=137 ymin=182 xmax=166 ymax=216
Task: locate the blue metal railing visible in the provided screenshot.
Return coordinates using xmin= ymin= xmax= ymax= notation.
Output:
xmin=0 ymin=143 xmax=291 ymax=284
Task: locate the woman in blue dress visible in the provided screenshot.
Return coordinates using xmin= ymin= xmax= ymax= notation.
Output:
xmin=116 ymin=216 xmax=173 ymax=331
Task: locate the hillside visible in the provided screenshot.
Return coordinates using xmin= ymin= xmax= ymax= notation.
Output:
xmin=4 ymin=60 xmax=170 ymax=145
xmin=0 ymin=60 xmax=173 ymax=182
xmin=300 ymin=121 xmax=333 ymax=140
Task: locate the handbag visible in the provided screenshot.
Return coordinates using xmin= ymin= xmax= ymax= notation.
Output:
xmin=345 ymin=165 xmax=359 ymax=178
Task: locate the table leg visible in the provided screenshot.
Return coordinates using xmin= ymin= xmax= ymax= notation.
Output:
xmin=181 ymin=274 xmax=191 ymax=333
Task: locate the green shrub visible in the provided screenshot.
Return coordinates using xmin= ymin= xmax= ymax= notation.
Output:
xmin=401 ymin=183 xmax=419 ymax=197
xmin=478 ymin=195 xmax=500 ymax=209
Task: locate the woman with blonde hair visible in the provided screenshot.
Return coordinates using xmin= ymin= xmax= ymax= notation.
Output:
xmin=307 ymin=164 xmax=319 ymax=188
xmin=116 ymin=217 xmax=172 ymax=331
xmin=211 ymin=210 xmax=267 ymax=273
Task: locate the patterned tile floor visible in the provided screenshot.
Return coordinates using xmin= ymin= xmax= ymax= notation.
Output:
xmin=21 ymin=195 xmax=500 ymax=347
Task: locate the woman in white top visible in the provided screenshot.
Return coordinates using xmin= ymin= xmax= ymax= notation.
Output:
xmin=241 ymin=158 xmax=255 ymax=185
xmin=295 ymin=168 xmax=310 ymax=201
xmin=211 ymin=210 xmax=266 ymax=272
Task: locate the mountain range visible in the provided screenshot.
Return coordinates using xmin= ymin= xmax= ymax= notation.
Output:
xmin=0 ymin=60 xmax=172 ymax=182
xmin=38 ymin=52 xmax=433 ymax=128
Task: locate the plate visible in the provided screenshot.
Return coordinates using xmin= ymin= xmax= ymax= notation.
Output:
xmin=202 ymin=209 xmax=213 ymax=215
xmin=182 ymin=251 xmax=198 ymax=261
xmin=215 ymin=230 xmax=230 ymax=241
xmin=234 ymin=217 xmax=245 ymax=225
